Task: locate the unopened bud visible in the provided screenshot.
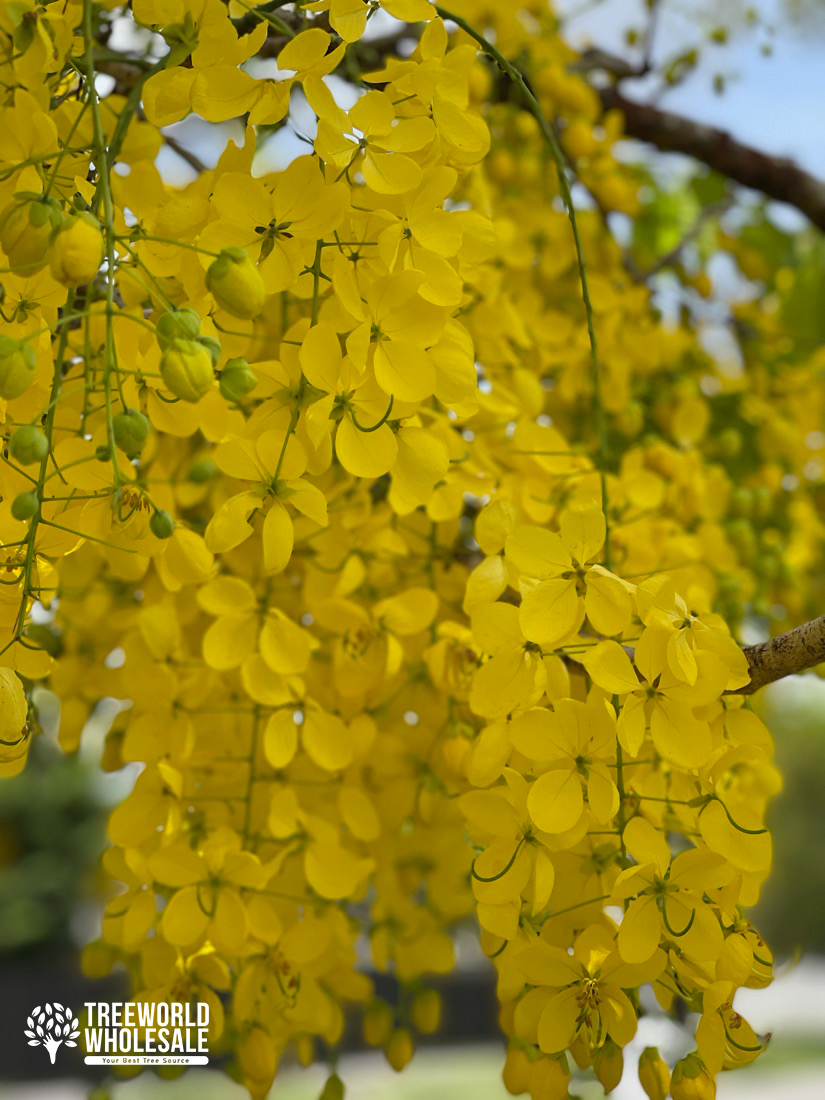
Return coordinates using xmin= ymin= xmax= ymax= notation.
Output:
xmin=11 ymin=491 xmax=38 ymax=521
xmin=0 ymin=192 xmax=62 ymax=272
xmin=638 ymin=1046 xmax=670 ymax=1100
xmin=156 ymin=308 xmax=201 ymax=349
xmin=385 ymin=1028 xmax=413 ymax=1073
xmin=9 ymin=425 xmax=48 ymax=466
xmin=112 ymin=409 xmax=150 ymax=456
xmin=319 ymin=1073 xmax=345 ymax=1100
xmin=150 ymin=510 xmax=175 ymax=539
xmin=187 ymin=459 xmax=217 ymax=483
xmin=206 ymin=247 xmax=266 ymax=319
xmin=159 ymin=339 xmax=214 ymax=402
xmin=671 ymin=1052 xmax=715 ymax=1100
xmin=593 ymin=1038 xmax=623 ymax=1093
xmin=363 ymin=1000 xmax=393 ymax=1048
xmin=410 ymin=989 xmax=441 ymax=1035
xmin=0 ymin=336 xmax=37 ymax=399
xmin=219 ymin=357 xmax=258 ymax=403
xmin=50 ymin=212 xmax=104 ymax=287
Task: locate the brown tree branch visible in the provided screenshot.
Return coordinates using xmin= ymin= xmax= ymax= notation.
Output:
xmin=598 ymin=86 xmax=825 ymax=232
xmin=734 ymin=616 xmax=825 ymax=694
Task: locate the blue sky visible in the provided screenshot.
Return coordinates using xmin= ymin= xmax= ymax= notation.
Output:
xmin=558 ymin=0 xmax=825 ymax=178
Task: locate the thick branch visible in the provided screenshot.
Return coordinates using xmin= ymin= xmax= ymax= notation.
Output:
xmin=736 ymin=615 xmax=825 ymax=694
xmin=599 ymin=86 xmax=825 ymax=232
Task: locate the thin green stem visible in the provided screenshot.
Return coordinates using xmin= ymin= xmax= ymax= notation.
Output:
xmin=435 ymin=7 xmax=612 ymax=567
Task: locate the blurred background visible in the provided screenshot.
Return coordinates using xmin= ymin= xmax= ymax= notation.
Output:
xmin=2 ymin=0 xmax=824 ymax=1097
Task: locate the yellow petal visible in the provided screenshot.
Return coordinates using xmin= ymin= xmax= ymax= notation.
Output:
xmin=362 ymin=150 xmax=423 ymax=194
xmin=262 ymin=501 xmax=293 ymax=574
xmin=580 ymin=640 xmax=639 ymax=694
xmin=505 ymin=525 xmax=569 ymax=578
xmin=336 ymin=416 xmax=397 ymax=477
xmin=305 ymin=842 xmax=372 ymax=899
xmin=373 ymin=339 xmax=435 ymax=402
xmin=264 ymin=710 xmax=299 ymax=769
xmin=617 ymin=895 xmax=661 ymax=963
xmin=260 ymin=614 xmax=315 ymax=675
xmin=302 ymin=708 xmax=354 ymax=771
xmin=561 ymin=505 xmax=605 ymax=564
xmin=204 ymin=490 xmax=260 ymax=554
xmin=518 ymin=578 xmax=580 ymax=647
xmin=527 ymin=769 xmax=584 ymax=833
xmin=203 ymin=613 xmax=257 ymax=670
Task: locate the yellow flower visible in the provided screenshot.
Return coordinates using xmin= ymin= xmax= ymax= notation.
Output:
xmin=149 ymin=828 xmax=266 ymax=954
xmin=514 ymin=924 xmax=665 ymax=1053
xmin=511 ymin=697 xmax=619 ymax=835
xmin=204 ymin=427 xmax=327 ymax=574
xmin=612 ymin=818 xmax=732 ymax=964
xmin=507 ymin=507 xmax=633 ymax=649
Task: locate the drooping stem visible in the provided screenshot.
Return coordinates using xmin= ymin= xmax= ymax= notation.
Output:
xmin=436 ymin=6 xmax=612 ymax=569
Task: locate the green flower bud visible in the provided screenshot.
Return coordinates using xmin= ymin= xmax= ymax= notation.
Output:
xmin=319 ymin=1074 xmax=345 ymax=1100
xmin=159 ymin=339 xmax=214 ymax=403
xmin=196 ymin=335 xmax=222 ymax=367
xmin=112 ymin=409 xmax=150 ymax=456
xmin=11 ymin=491 xmax=38 ymax=521
xmin=206 ymin=247 xmax=266 ymax=319
xmin=219 ymin=357 xmax=258 ymax=403
xmin=9 ymin=425 xmax=48 ymax=466
xmin=671 ymin=1053 xmax=715 ymax=1100
xmin=95 ymin=444 xmax=111 ymax=461
xmin=593 ymin=1038 xmax=623 ymax=1094
xmin=156 ymin=308 xmax=201 ymax=349
xmin=187 ymin=459 xmax=218 ymax=483
xmin=638 ymin=1046 xmax=671 ymax=1100
xmin=0 ymin=192 xmax=62 ymax=272
xmin=0 ymin=336 xmax=37 ymax=399
xmin=50 ymin=212 xmax=104 ymax=288
xmin=150 ymin=510 xmax=175 ymax=539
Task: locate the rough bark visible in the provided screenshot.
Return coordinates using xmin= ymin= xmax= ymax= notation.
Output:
xmin=599 ymin=86 xmax=825 ymax=232
xmin=735 ymin=615 xmax=825 ymax=693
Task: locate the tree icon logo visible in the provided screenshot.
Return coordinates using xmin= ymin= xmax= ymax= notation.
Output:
xmin=24 ymin=1004 xmax=80 ymax=1064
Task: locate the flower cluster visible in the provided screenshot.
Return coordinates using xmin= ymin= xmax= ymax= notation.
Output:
xmin=462 ymin=503 xmax=777 ymax=1097
xmin=0 ymin=1 xmax=815 ymax=1097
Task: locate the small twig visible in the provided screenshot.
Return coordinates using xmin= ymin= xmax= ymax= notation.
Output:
xmin=633 ymin=196 xmax=733 ymax=281
xmin=162 ymin=133 xmax=207 ymax=174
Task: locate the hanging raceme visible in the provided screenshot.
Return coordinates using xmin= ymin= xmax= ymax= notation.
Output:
xmin=1 ymin=1 xmax=820 ymax=1098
